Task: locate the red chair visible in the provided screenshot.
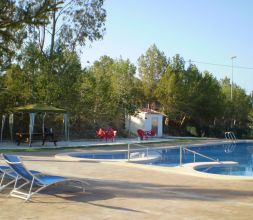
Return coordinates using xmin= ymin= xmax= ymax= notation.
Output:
xmin=105 ymin=128 xmax=117 ymax=141
xmin=96 ymin=128 xmax=106 ymax=140
xmin=147 ymin=130 xmax=156 ymax=137
xmin=137 ymin=129 xmax=145 ymax=140
xmin=137 ymin=129 xmax=156 ymax=140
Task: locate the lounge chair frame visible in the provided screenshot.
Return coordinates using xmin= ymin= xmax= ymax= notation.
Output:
xmin=3 ymin=154 xmax=88 ymax=202
xmin=0 ymin=165 xmax=17 ymax=192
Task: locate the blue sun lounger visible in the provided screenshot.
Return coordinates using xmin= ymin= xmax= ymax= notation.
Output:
xmin=2 ymin=154 xmax=88 ymax=201
xmin=0 ymin=164 xmax=40 ymax=192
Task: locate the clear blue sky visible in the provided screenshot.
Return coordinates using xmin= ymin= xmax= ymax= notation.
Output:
xmin=81 ymin=0 xmax=253 ymax=94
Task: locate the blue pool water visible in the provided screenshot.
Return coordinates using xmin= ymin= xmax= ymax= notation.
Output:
xmin=152 ymin=142 xmax=253 ymax=176
xmin=72 ymin=151 xmax=129 ymax=160
xmin=71 ymin=141 xmax=253 ymax=176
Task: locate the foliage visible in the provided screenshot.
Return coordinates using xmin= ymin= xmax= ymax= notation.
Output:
xmin=32 ymin=0 xmax=106 ymax=56
xmin=0 ymin=0 xmax=55 ymax=70
xmin=79 ymin=56 xmax=139 ymax=132
xmin=155 ymin=54 xmax=252 ymax=137
xmin=0 ymin=34 xmax=252 ymax=138
xmin=138 ymin=44 xmax=167 ymax=105
xmin=219 ymin=78 xmax=252 ymax=137
xmin=0 ymin=0 xmax=108 ymax=138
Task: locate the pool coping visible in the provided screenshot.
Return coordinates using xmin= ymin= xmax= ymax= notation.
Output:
xmin=110 ymin=160 xmax=253 ymax=181
xmin=55 ymin=149 xmax=160 ymax=163
xmin=55 ymin=140 xmax=253 ymax=181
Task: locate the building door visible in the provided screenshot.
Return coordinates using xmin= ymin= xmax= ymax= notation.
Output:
xmin=151 ymin=117 xmax=158 ymax=135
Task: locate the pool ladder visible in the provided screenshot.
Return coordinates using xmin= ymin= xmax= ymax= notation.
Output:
xmin=225 ymin=131 xmax=236 ymax=143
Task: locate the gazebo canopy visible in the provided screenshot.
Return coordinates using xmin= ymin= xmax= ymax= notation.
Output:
xmin=13 ymin=104 xmax=67 ymax=114
xmin=2 ymin=104 xmax=69 ymax=146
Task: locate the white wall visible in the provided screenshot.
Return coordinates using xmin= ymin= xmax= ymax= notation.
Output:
xmin=143 ymin=113 xmax=163 ymax=137
xmin=126 ymin=112 xmax=163 ymax=137
xmin=125 ymin=113 xmax=145 ymax=135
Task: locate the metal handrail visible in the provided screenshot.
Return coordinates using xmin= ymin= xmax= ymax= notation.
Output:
xmin=127 ymin=143 xmax=149 ymax=161
xmin=179 ymin=146 xmax=221 ymax=166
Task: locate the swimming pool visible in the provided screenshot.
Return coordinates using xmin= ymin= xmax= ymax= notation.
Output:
xmin=151 ymin=141 xmax=253 ymax=176
xmin=57 ymin=141 xmax=253 ymax=177
xmin=60 ymin=149 xmax=159 ymax=163
xmin=71 ymin=151 xmax=129 ymax=160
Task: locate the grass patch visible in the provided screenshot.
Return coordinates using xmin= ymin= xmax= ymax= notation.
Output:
xmin=0 ymin=138 xmax=210 ymax=153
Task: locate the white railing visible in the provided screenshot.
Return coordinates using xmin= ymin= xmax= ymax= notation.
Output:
xmin=225 ymin=131 xmax=236 ymax=142
xmin=179 ymin=146 xmax=221 ymax=166
xmin=127 ymin=144 xmax=222 ymax=166
xmin=127 ymin=143 xmax=150 ymax=161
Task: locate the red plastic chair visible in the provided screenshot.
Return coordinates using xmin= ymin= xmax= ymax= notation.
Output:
xmin=96 ymin=128 xmax=106 ymax=140
xmin=105 ymin=128 xmax=117 ymax=141
xmin=147 ymin=130 xmax=156 ymax=137
xmin=137 ymin=129 xmax=145 ymax=140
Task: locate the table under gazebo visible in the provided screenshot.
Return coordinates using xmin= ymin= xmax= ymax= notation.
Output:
xmin=1 ymin=104 xmax=69 ymax=147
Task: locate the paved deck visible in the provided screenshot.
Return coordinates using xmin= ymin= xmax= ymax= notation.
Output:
xmin=0 ymin=139 xmax=253 ymax=219
xmin=0 ymin=137 xmax=175 ymax=149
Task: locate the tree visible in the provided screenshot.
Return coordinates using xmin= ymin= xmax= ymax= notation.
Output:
xmin=0 ymin=0 xmax=54 ymax=69
xmin=0 ymin=64 xmax=29 ymax=113
xmin=250 ymin=91 xmax=253 ymax=107
xmin=138 ymin=44 xmax=167 ymax=107
xmin=156 ymin=57 xmax=225 ymax=136
xmin=155 ymin=62 xmax=189 ymax=124
xmin=111 ymin=58 xmax=137 ymax=114
xmin=171 ymin=54 xmax=185 ymax=73
xmin=79 ymin=56 xmax=141 ymax=132
xmin=3 ymin=42 xmax=83 ymax=110
xmin=190 ymin=70 xmax=224 ymax=136
xmin=33 ymin=0 xmax=106 ymax=56
xmin=220 ymin=78 xmax=252 ymax=137
xmin=155 ymin=55 xmax=187 ymax=124
xmin=35 ymin=46 xmax=83 ymax=110
xmin=80 ymin=56 xmax=114 ymax=128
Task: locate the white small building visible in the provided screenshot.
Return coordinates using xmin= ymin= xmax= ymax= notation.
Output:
xmin=125 ymin=108 xmax=164 ymax=137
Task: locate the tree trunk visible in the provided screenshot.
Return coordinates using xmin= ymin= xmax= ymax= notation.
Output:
xmin=50 ymin=10 xmax=56 ymax=57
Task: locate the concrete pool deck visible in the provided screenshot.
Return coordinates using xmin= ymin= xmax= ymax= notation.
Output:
xmin=0 ymin=137 xmax=176 ymax=149
xmin=0 ymin=138 xmax=253 ymax=219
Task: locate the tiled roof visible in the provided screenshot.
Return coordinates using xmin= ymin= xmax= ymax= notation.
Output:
xmin=139 ymin=108 xmax=163 ymax=115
